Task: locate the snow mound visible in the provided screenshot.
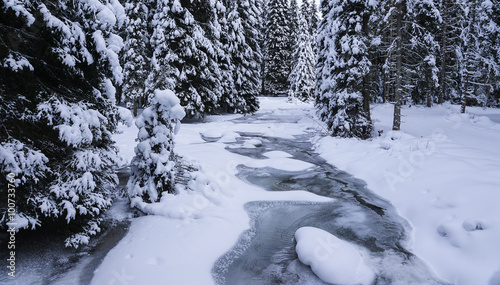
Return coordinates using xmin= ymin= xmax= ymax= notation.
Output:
xmin=243 ymin=138 xmax=263 ymax=148
xmin=263 ymin=150 xmax=293 ymax=158
xmin=462 ymin=218 xmax=487 ymax=232
xmin=219 ymin=131 xmax=240 ymax=143
xmin=294 ymin=227 xmax=375 ymax=285
xmin=200 ymin=130 xmax=223 ymax=142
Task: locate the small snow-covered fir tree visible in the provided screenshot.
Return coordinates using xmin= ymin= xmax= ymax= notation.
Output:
xmin=288 ymin=13 xmax=316 ymax=102
xmin=316 ymin=0 xmax=373 ymax=139
xmin=128 ymin=89 xmax=185 ymax=203
xmin=0 ymin=0 xmax=124 ymax=247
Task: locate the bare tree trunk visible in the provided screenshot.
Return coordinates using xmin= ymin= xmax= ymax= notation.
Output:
xmin=133 ymin=97 xmax=138 ymax=117
xmin=392 ymin=1 xmax=403 ymax=131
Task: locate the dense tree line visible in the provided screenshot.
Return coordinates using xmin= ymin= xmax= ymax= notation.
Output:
xmin=316 ymin=0 xmax=500 ymax=137
xmin=261 ymin=0 xmax=319 ymax=97
xmin=121 ymin=0 xmax=261 ymax=117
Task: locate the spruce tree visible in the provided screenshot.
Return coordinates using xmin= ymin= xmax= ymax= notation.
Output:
xmin=309 ymin=0 xmax=320 ymax=44
xmin=0 ymin=0 xmax=124 ymax=247
xmin=437 ymin=0 xmax=465 ymax=104
xmin=301 ymin=0 xmax=311 ymax=27
xmin=264 ymin=0 xmax=292 ymax=95
xmin=236 ymin=0 xmax=262 ymax=111
xmin=316 ymin=0 xmax=374 ymax=139
xmin=289 ymin=0 xmax=301 ymax=60
xmin=288 ymin=13 xmax=316 ymax=102
xmin=122 ymin=0 xmax=150 ymax=116
xmin=218 ymin=0 xmax=239 ymax=112
xmin=147 ymin=0 xmax=220 ymax=118
xmin=459 ymin=0 xmax=499 ymax=112
xmin=186 ymin=0 xmax=224 ymax=111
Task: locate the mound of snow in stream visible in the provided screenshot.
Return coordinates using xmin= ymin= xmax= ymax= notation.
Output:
xmin=295 ymin=227 xmax=375 ymax=285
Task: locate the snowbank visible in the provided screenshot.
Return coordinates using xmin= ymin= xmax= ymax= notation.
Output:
xmin=295 ymin=227 xmax=375 ymax=285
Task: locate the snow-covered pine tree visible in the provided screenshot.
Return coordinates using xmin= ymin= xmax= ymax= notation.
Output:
xmin=485 ymin=0 xmax=500 ymax=106
xmin=235 ymin=0 xmax=262 ymax=111
xmin=309 ymin=0 xmax=320 ymax=49
xmin=220 ymin=0 xmax=245 ymax=112
xmin=380 ymin=0 xmax=440 ymax=129
xmin=186 ymin=0 xmax=224 ymax=111
xmin=127 ymin=89 xmax=185 ymax=203
xmin=437 ymin=0 xmax=465 ymax=104
xmin=408 ymin=0 xmax=441 ymax=107
xmin=264 ymin=0 xmax=292 ymax=95
xmin=147 ymin=0 xmax=219 ymax=118
xmin=301 ymin=0 xmax=311 ymax=27
xmin=316 ymin=0 xmax=374 ymax=139
xmin=218 ymin=0 xmax=239 ymax=113
xmin=288 ymin=12 xmax=316 ymax=102
xmin=122 ymin=0 xmax=151 ymax=116
xmin=289 ymin=0 xmax=300 ymax=61
xmin=219 ymin=0 xmax=261 ymax=113
xmin=260 ymin=0 xmax=269 ymax=95
xmin=459 ymin=0 xmax=500 ymax=112
xmin=0 ymin=0 xmax=124 ymax=247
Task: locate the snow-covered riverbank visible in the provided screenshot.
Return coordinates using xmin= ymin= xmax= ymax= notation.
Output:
xmin=317 ymin=103 xmax=500 ymax=284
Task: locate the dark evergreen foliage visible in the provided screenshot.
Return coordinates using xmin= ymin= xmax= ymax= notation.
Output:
xmin=0 ymin=0 xmax=123 ymax=247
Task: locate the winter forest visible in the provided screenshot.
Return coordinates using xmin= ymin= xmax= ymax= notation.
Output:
xmin=1 ymin=0 xmax=500 ymax=284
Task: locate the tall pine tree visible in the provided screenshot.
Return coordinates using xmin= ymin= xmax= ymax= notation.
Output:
xmin=288 ymin=12 xmax=316 ymax=102
xmin=316 ymin=0 xmax=374 ymax=139
xmin=264 ymin=0 xmax=292 ymax=95
xmin=122 ymin=0 xmax=150 ymax=116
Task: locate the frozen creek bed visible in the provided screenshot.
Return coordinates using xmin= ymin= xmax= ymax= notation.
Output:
xmin=212 ymin=113 xmax=450 ymax=285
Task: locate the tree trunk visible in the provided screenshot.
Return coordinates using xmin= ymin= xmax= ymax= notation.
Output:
xmin=392 ymin=1 xmax=403 ymax=131
xmin=438 ymin=0 xmax=448 ymax=104
xmin=460 ymin=0 xmax=477 ymax=114
xmin=133 ymin=97 xmax=138 ymax=117
xmin=362 ymin=13 xmax=371 ymax=120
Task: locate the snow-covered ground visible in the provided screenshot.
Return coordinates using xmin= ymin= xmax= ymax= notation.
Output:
xmin=316 ymin=103 xmax=500 ymax=285
xmin=96 ymin=98 xmax=500 ymax=285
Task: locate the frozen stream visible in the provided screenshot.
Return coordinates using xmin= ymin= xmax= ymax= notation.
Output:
xmin=212 ymin=112 xmax=451 ymax=285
